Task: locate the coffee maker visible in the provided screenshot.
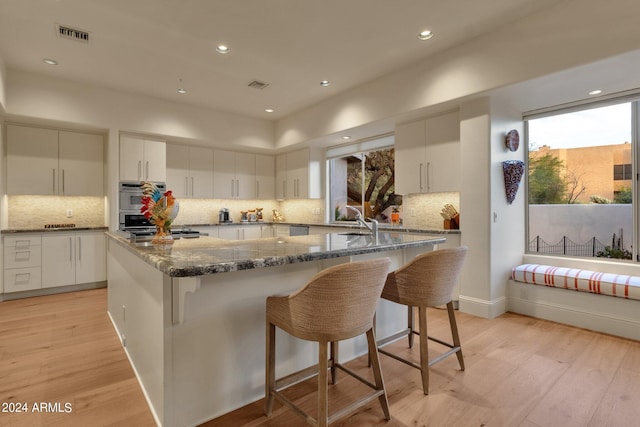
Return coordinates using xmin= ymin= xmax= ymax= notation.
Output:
xmin=219 ymin=208 xmax=231 ymax=223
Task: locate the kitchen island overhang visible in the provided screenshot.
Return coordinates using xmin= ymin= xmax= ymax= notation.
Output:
xmin=106 ymin=231 xmax=446 ymax=426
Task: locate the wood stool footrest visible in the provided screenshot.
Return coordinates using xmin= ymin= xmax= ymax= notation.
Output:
xmin=378 ymin=347 xmax=422 ymax=370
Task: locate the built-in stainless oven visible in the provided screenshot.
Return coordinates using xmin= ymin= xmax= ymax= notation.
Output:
xmin=119 ymin=181 xmax=165 ymax=230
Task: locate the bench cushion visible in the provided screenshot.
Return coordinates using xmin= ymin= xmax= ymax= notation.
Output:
xmin=511 ymin=264 xmax=640 ymax=301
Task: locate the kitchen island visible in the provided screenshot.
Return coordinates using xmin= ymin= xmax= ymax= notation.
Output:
xmin=106 ymin=231 xmax=446 ymax=426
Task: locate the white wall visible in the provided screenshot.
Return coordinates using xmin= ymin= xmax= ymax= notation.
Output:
xmin=458 ymin=97 xmax=525 ymax=319
xmin=459 ymin=99 xmax=492 ymax=315
xmin=275 ymin=0 xmax=640 ymax=148
xmin=529 ymin=204 xmax=632 ymax=247
xmin=0 ymin=54 xmax=6 ymax=114
xmin=6 ymin=70 xmax=274 ymax=150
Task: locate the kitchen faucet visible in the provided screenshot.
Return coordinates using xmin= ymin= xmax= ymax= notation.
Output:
xmin=346 ymin=205 xmax=379 ymax=242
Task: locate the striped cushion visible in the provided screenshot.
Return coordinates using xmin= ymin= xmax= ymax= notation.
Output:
xmin=511 ymin=264 xmax=640 ymax=301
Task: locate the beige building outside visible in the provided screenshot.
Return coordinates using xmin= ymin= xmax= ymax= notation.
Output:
xmin=530 ymin=142 xmax=632 ymax=203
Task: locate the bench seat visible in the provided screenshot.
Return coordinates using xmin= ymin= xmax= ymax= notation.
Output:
xmin=511 ymin=263 xmax=640 ymax=301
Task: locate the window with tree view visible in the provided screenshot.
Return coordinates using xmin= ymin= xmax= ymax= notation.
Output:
xmin=328 ymin=146 xmax=401 ymax=223
xmin=526 ymin=101 xmax=635 ymax=260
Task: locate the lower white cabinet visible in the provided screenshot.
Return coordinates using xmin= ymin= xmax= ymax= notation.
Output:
xmin=218 ymin=225 xmax=264 ymax=240
xmin=41 ymin=232 xmax=106 ymax=289
xmin=3 ymin=234 xmax=42 ymax=293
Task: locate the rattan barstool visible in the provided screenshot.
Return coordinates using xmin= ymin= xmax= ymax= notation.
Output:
xmin=376 ymin=247 xmax=468 ymax=395
xmin=265 ymin=258 xmax=392 ymax=427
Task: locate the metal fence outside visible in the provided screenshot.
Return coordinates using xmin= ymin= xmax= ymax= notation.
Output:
xmin=528 ymin=235 xmax=608 ymax=257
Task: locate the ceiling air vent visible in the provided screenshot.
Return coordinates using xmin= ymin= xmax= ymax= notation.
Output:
xmin=56 ymin=24 xmax=90 ymax=43
xmin=247 ymin=80 xmax=270 ymax=90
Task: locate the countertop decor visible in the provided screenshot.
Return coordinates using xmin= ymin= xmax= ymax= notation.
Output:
xmin=140 ymin=181 xmax=179 ymax=244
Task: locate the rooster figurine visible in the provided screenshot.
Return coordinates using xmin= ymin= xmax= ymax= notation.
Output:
xmin=140 ymin=181 xmax=179 ymax=244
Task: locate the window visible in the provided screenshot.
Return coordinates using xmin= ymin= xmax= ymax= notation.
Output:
xmin=327 ymin=137 xmax=401 ymax=223
xmin=526 ymin=101 xmax=635 ymax=260
xmin=614 ymin=164 xmax=632 ymax=181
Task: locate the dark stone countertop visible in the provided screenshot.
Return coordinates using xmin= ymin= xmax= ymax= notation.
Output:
xmin=2 ymin=226 xmax=108 ymax=234
xmin=106 ymin=231 xmax=446 ymax=277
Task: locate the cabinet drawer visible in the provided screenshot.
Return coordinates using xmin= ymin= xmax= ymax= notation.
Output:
xmin=4 ymin=246 xmax=42 ymax=269
xmin=4 ymin=235 xmax=41 ymax=248
xmin=4 ymin=267 xmax=42 ymax=293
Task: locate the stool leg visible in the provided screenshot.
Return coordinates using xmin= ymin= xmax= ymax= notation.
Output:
xmin=408 ymin=305 xmax=415 ymax=348
xmin=265 ymin=321 xmax=276 ymax=415
xmin=447 ymin=301 xmax=465 ymax=371
xmin=418 ymin=306 xmax=429 ymax=395
xmin=366 ymin=328 xmax=390 ymax=420
xmin=318 ymin=340 xmax=329 ymax=427
xmin=330 ymin=341 xmax=338 ymax=384
xmin=367 ymin=313 xmax=377 ymax=367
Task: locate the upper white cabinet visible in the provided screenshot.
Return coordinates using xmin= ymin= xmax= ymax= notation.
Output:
xmin=166 ymin=144 xmax=214 ymax=198
xmin=119 ymin=134 xmax=166 ymax=182
xmin=6 ymin=125 xmax=104 ymax=196
xmin=255 ymin=154 xmax=275 ymax=200
xmin=213 ymin=150 xmax=256 ymax=199
xmin=394 ymin=111 xmax=460 ymax=194
xmin=275 ymin=148 xmax=322 ymax=199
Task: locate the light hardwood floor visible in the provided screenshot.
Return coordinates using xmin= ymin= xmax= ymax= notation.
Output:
xmin=2 ymin=288 xmax=640 ymax=426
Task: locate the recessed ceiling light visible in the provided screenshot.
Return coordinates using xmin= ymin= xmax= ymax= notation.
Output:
xmin=320 ymin=80 xmax=330 ymax=87
xmin=418 ymin=30 xmax=433 ymax=41
xmin=342 ymin=136 xmax=351 ymax=140
xmin=43 ymin=58 xmax=58 ymax=65
xmin=588 ymin=89 xmax=603 ymax=96
xmin=216 ymin=45 xmax=230 ymax=54
xmin=177 ymin=78 xmax=187 ymax=94
xmin=265 ymin=108 xmax=274 ymax=113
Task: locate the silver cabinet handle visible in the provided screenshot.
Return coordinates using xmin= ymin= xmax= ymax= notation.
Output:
xmin=145 ymin=161 xmax=150 ymax=180
xmin=419 ymin=163 xmax=424 ymax=192
xmin=185 ymin=177 xmax=189 ymax=195
xmin=236 ymin=179 xmax=240 ymax=198
xmin=426 ymin=162 xmax=431 ymax=192
xmin=62 ymin=169 xmax=65 ymax=194
xmin=191 ymin=177 xmax=194 ymax=197
xmin=231 ymin=179 xmax=234 ymax=197
xmin=52 ymin=169 xmax=56 ymax=194
xmin=69 ymin=237 xmax=73 ymax=262
xmin=138 ymin=160 xmax=142 ymax=180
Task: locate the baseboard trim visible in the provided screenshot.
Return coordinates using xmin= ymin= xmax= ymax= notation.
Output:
xmin=458 ymin=295 xmax=506 ymax=319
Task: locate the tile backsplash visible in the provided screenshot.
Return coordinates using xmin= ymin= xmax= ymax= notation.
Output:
xmin=6 ymin=193 xmax=459 ymax=231
xmin=8 ymin=196 xmax=106 ymax=229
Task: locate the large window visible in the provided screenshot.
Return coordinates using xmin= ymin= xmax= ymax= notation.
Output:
xmin=327 ymin=138 xmax=401 ymax=223
xmin=526 ymin=101 xmax=635 ymax=260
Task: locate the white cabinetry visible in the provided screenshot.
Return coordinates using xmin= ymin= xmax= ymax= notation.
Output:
xmin=7 ymin=125 xmax=104 ymax=196
xmin=167 ymin=144 xmax=214 ymax=198
xmin=119 ymin=134 xmax=166 ymax=182
xmin=218 ymin=225 xmax=263 ymax=240
xmin=213 ymin=150 xmax=256 ymax=199
xmin=395 ymin=111 xmax=460 ymax=194
xmin=3 ymin=235 xmax=42 ymax=293
xmin=275 ymin=148 xmax=322 ymax=199
xmin=255 ymin=154 xmax=275 ymax=200
xmin=41 ymin=232 xmax=106 ymax=289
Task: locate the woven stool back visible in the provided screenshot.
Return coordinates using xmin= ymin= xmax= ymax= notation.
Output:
xmin=267 ymin=258 xmax=391 ymax=342
xmin=381 ymin=247 xmax=467 ymax=308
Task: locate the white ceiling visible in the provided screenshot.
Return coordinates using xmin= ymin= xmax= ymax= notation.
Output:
xmin=0 ymin=0 xmax=567 ymax=121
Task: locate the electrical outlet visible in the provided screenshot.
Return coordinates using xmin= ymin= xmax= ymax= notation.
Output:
xmin=66 ymin=209 xmax=73 ymax=218
xmin=410 ymin=208 xmax=416 ymax=217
